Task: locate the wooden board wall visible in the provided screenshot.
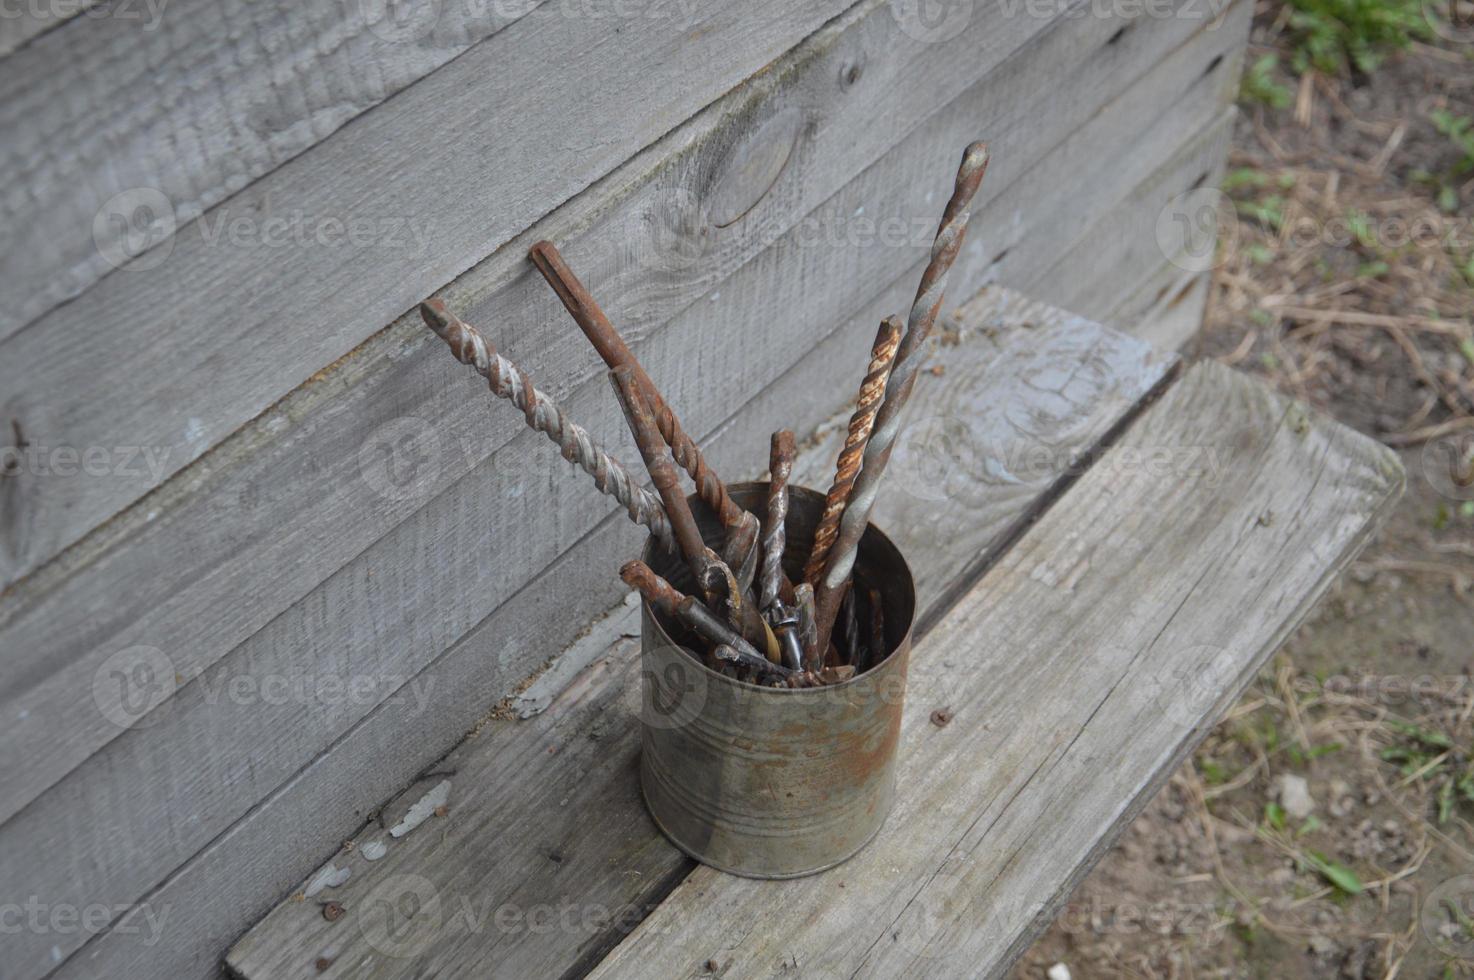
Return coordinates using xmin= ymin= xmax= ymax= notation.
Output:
xmin=0 ymin=1 xmax=1250 ymax=977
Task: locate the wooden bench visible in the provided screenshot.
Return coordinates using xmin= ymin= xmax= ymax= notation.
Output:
xmin=225 ymin=287 xmax=1401 ymax=979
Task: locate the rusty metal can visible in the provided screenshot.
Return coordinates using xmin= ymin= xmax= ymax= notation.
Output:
xmin=637 ymin=483 xmax=914 ymax=878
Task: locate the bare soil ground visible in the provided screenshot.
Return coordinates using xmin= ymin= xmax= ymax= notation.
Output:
xmin=1012 ymin=7 xmax=1474 ymax=978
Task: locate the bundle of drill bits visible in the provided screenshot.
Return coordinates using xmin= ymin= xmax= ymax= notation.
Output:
xmin=421 ymin=142 xmax=989 ymax=688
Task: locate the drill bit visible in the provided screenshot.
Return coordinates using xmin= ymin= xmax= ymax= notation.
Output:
xmin=793 ymin=582 xmax=819 ymax=670
xmin=529 ymin=241 xmax=752 ymax=537
xmin=812 ymin=142 xmax=990 ymax=653
xmin=839 ymin=586 xmax=860 ymax=666
xmin=607 ymin=365 xmax=714 ymax=583
xmin=679 ymin=599 xmax=797 ymax=680
xmin=803 ymin=316 xmax=902 ymax=586
xmin=419 ymin=300 xmax=674 ymax=551
xmin=761 ymin=430 xmax=795 ymax=616
xmin=620 ymin=559 xmax=685 ymax=621
xmin=609 ymin=366 xmax=773 ymax=655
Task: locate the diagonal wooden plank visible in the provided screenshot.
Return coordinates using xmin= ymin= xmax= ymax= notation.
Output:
xmin=584 ymin=360 xmax=1403 ymax=980
xmin=223 ymin=287 xmax=1174 ymax=980
xmin=0 ymin=0 xmax=1240 ymax=893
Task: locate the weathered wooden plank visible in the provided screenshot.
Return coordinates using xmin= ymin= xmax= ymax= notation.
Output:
xmin=0 ymin=0 xmax=1230 ymax=860
xmin=585 ymin=360 xmax=1403 ymax=980
xmin=223 ymin=287 xmax=1173 ymax=980
xmin=0 ymin=0 xmax=845 ymax=588
xmin=3 ymin=34 xmax=1238 ymax=980
xmin=0 ymin=0 xmax=95 ymax=57
xmin=0 ymin=0 xmax=547 ymax=337
xmin=1026 ymin=108 xmax=1235 ymax=348
xmin=1110 ymin=261 xmax=1212 ymax=350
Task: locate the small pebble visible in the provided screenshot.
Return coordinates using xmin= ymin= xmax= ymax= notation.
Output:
xmin=1047 ymin=964 xmax=1072 ymax=980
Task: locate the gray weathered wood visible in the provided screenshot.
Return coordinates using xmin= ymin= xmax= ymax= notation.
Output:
xmin=0 ymin=0 xmax=93 ymax=57
xmin=1111 ymin=261 xmax=1213 ymax=351
xmin=0 ymin=0 xmax=545 ymax=337
xmin=224 ymin=287 xmax=1173 ymax=980
xmin=7 ymin=52 xmax=1238 ymax=980
xmin=0 ymin=0 xmax=844 ymax=588
xmin=0 ymin=0 xmax=1230 ymax=892
xmin=1029 ymin=108 xmax=1234 ymax=348
xmin=585 ymin=360 xmax=1403 ymax=980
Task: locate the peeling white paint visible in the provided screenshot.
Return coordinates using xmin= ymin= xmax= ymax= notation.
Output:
xmin=390 ymin=780 xmax=450 ymax=838
xmin=361 ymin=840 xmax=388 ymax=861
xmin=303 ymin=862 xmax=351 ymax=898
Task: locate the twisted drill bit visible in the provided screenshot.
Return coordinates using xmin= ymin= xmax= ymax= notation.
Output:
xmin=760 ymin=430 xmax=795 ymax=616
xmin=803 ymin=316 xmax=903 ymax=587
xmin=812 ymin=142 xmax=990 ymax=654
xmin=419 ymin=300 xmax=674 ymax=552
xmin=529 ymin=241 xmax=751 ymax=536
xmin=839 ymin=586 xmax=860 ymax=666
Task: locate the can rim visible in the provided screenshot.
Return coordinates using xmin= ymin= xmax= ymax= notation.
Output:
xmin=639 ymin=481 xmax=916 ymax=695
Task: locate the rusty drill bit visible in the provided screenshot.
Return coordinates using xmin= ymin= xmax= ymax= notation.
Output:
xmin=803 ymin=316 xmax=903 ymax=586
xmin=620 ymin=559 xmax=684 ymax=621
xmin=609 ymin=366 xmax=773 ymax=655
xmin=793 ymin=582 xmax=819 ymax=670
xmin=529 ymin=241 xmax=751 ymax=536
xmin=839 ymin=586 xmax=860 ymax=666
xmin=761 ymin=430 xmax=795 ymax=616
xmin=607 ymin=365 xmax=713 ymax=582
xmin=679 ymin=599 xmax=797 ymax=680
xmin=812 ymin=142 xmax=990 ymax=653
xmin=420 ymin=300 xmax=674 ymax=552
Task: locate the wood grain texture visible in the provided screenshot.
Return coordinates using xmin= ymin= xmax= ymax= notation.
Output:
xmin=585 ymin=361 xmax=1403 ymax=980
xmin=224 ymin=287 xmax=1172 ymax=980
xmin=0 ymin=0 xmax=94 ymax=56
xmin=0 ymin=0 xmax=544 ymax=337
xmin=0 ymin=0 xmax=846 ymax=588
xmin=0 ymin=0 xmax=1229 ymax=904
xmin=1029 ymin=109 xmax=1234 ymax=348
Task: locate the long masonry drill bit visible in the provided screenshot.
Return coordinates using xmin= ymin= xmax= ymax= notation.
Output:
xmin=529 ymin=241 xmax=752 ymax=537
xmin=812 ymin=141 xmax=991 ymax=654
xmin=419 ymin=299 xmax=674 ymax=552
xmin=760 ymin=430 xmax=795 ymax=616
xmin=803 ymin=316 xmax=903 ymax=587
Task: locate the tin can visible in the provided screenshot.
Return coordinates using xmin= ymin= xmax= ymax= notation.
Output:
xmin=637 ymin=483 xmax=915 ymax=878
